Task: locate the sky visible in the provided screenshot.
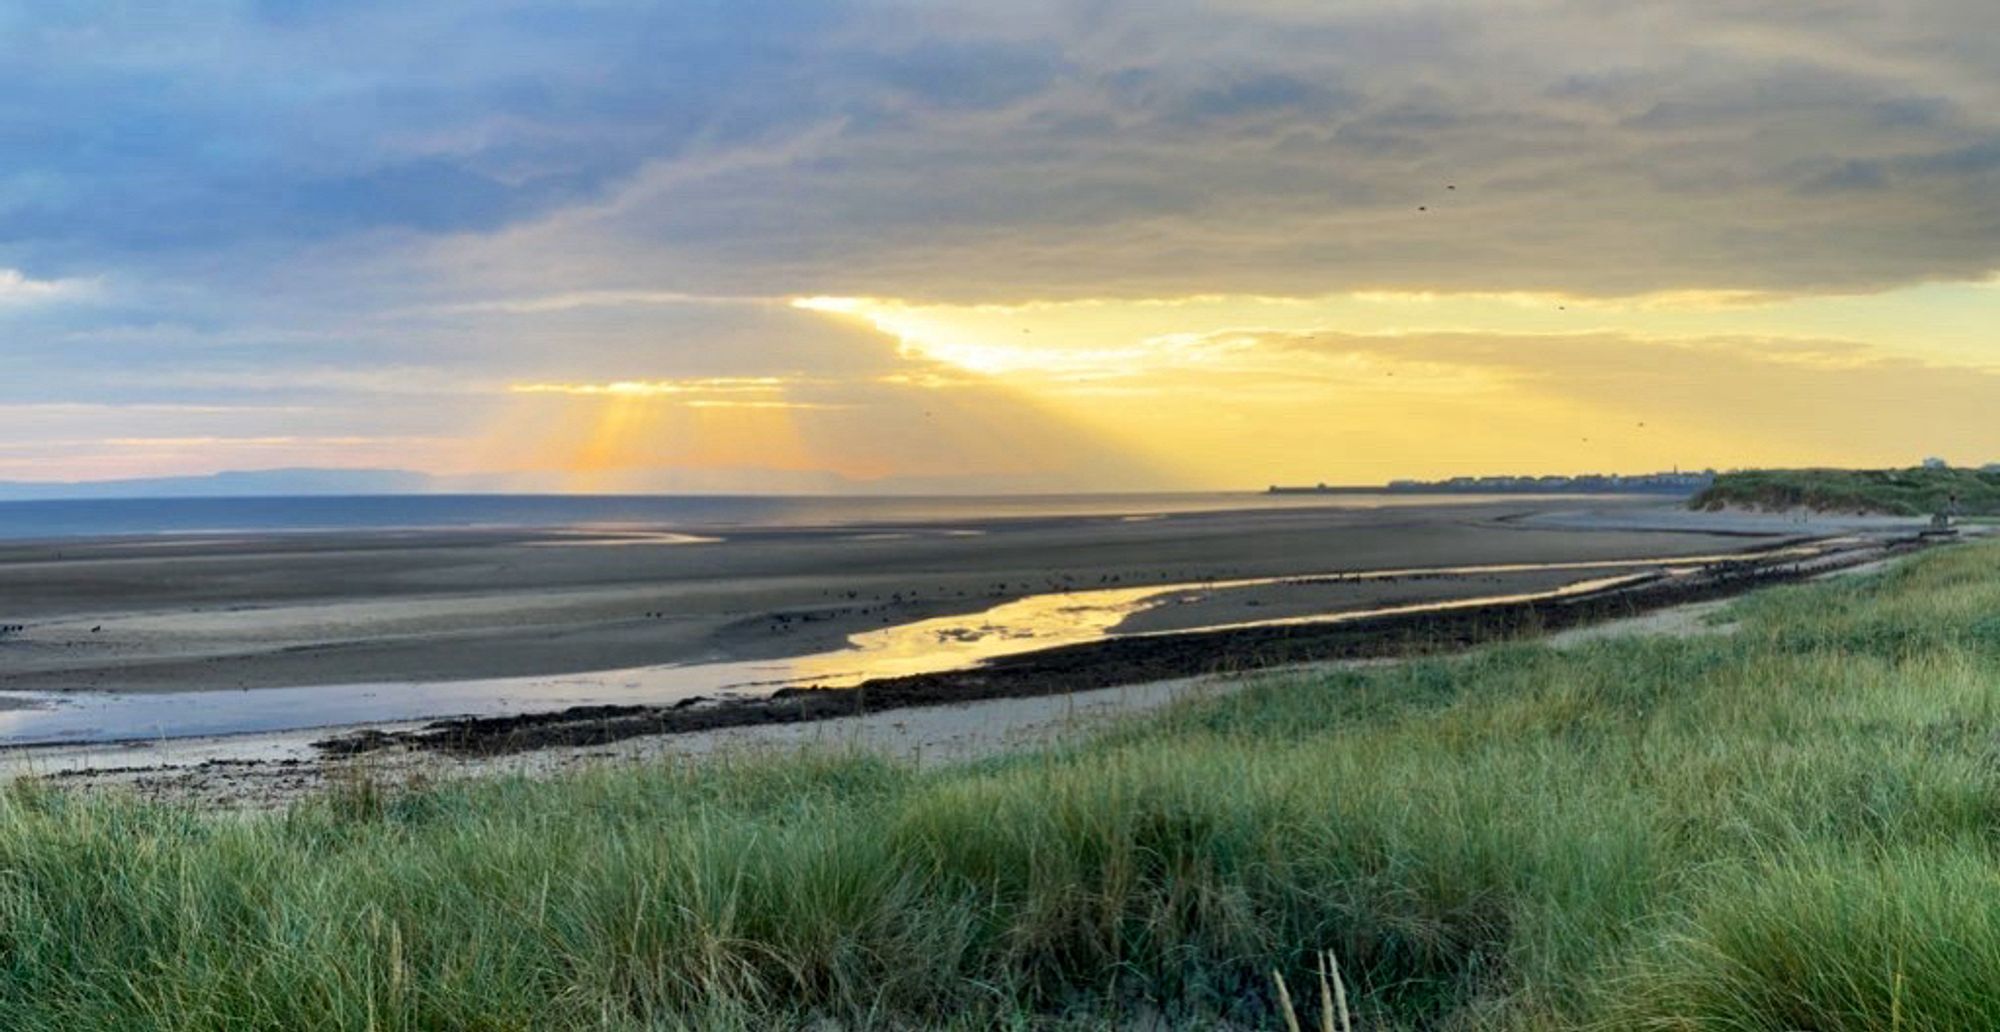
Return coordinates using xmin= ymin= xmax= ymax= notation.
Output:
xmin=4 ymin=0 xmax=2000 ymax=492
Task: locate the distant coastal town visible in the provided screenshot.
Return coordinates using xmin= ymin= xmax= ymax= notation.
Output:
xmin=1269 ymin=469 xmax=1717 ymax=495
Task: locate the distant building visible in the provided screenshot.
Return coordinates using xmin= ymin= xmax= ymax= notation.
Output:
xmin=1923 ymin=457 xmax=1949 ymax=469
xmin=1273 ymin=469 xmax=1716 ymax=496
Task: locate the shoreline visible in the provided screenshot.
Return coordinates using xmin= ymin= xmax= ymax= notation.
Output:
xmin=0 ymin=552 xmax=1769 ymax=748
xmin=0 ymin=496 xmax=1816 ymax=697
xmin=0 ymin=499 xmax=1949 ymax=804
xmin=6 ymin=528 xmax=1939 ymax=807
xmin=319 ymin=531 xmax=1904 ymax=759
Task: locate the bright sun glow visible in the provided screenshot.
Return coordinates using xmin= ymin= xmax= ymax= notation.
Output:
xmin=509 ymin=378 xmax=787 ymax=397
xmin=771 ymin=287 xmax=2000 ymax=486
xmin=794 ymin=296 xmax=1059 ymax=376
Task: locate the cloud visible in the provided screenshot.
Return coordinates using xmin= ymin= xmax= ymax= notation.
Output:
xmin=509 ymin=377 xmax=791 ymax=397
xmin=9 ymin=1 xmax=2000 ymax=486
xmin=432 ymin=291 xmax=778 ymax=315
xmin=0 ymin=3 xmax=841 ymax=266
xmin=398 ymin=2 xmax=1999 ymax=307
xmin=508 ymin=378 xmax=853 ymax=409
xmin=97 ymin=435 xmax=436 ymax=448
xmin=12 ymin=1 xmax=2000 ymax=302
xmin=795 ymin=295 xmax=1257 ymax=379
xmin=0 ymin=268 xmax=84 ymax=304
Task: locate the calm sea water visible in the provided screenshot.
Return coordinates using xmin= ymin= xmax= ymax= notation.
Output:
xmin=0 ymin=491 xmax=1623 ymax=541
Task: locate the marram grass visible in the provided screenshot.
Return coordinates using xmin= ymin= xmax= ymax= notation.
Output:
xmin=1693 ymin=465 xmax=2000 ymax=516
xmin=7 ymin=543 xmax=2000 ymax=1028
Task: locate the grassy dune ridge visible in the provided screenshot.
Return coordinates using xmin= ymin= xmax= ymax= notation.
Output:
xmin=6 ymin=544 xmax=2000 ymax=1027
xmin=1692 ymin=465 xmax=2000 ymax=516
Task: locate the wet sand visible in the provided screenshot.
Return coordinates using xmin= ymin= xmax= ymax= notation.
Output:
xmin=0 ymin=497 xmax=1818 ymax=698
xmin=321 ymin=533 xmax=1895 ymax=758
xmin=0 ymin=499 xmax=1953 ymax=802
xmin=17 ymin=533 xmax=1930 ymax=810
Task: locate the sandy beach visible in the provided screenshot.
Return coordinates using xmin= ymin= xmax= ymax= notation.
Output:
xmin=13 ymin=524 xmax=1941 ymax=809
xmin=0 ymin=493 xmax=1946 ymax=801
xmin=0 ymin=496 xmax=1835 ymax=699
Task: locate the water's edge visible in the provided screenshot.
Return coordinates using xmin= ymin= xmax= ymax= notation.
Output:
xmin=0 ymin=547 xmax=1822 ymax=749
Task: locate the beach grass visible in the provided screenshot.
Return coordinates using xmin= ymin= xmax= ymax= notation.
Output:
xmin=1692 ymin=465 xmax=2000 ymax=515
xmin=5 ymin=542 xmax=2000 ymax=1028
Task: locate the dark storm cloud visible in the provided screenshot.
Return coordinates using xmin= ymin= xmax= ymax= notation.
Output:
xmin=8 ymin=0 xmax=2000 ymax=300
xmin=420 ymin=0 xmax=2000 ymax=302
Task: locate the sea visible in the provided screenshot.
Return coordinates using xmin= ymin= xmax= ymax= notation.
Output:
xmin=0 ymin=491 xmax=1622 ymax=541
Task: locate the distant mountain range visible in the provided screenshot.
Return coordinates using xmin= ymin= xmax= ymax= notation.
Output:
xmin=0 ymin=469 xmax=437 ymax=501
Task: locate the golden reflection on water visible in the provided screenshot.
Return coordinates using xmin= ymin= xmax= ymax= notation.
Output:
xmin=784 ymin=584 xmax=1177 ymax=687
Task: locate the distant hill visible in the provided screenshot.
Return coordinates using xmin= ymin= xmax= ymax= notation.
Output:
xmin=0 ymin=468 xmax=436 ymax=501
xmin=1691 ymin=467 xmax=2000 ymax=516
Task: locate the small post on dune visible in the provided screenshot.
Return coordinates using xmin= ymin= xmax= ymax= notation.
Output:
xmin=1926 ymin=492 xmax=1960 ymax=538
